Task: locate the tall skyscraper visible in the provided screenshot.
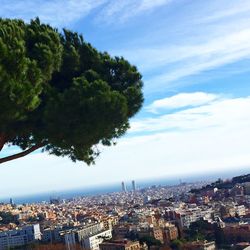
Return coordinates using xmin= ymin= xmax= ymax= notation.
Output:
xmin=9 ymin=198 xmax=14 ymax=205
xmin=132 ymin=180 xmax=136 ymax=192
xmin=121 ymin=181 xmax=126 ymax=192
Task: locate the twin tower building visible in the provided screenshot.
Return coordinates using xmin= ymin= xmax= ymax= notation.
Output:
xmin=121 ymin=180 xmax=136 ymax=192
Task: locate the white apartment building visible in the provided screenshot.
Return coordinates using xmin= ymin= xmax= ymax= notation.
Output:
xmin=0 ymin=224 xmax=41 ymax=250
xmin=81 ymin=229 xmax=112 ymax=250
xmin=62 ymin=223 xmax=112 ymax=250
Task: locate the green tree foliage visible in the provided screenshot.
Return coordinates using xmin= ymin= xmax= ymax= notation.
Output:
xmin=184 ymin=219 xmax=215 ymax=242
xmin=170 ymin=239 xmax=186 ymax=250
xmin=0 ymin=211 xmax=19 ymax=225
xmin=139 ymin=235 xmax=162 ymax=247
xmin=0 ymin=18 xmax=143 ymax=164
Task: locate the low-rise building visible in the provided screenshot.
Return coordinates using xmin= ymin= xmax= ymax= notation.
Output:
xmin=183 ymin=241 xmax=216 ymax=250
xmin=163 ymin=224 xmax=178 ymax=243
xmin=100 ymin=239 xmax=141 ymax=250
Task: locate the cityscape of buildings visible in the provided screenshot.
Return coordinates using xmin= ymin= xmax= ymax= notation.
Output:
xmin=0 ymin=174 xmax=249 ymax=250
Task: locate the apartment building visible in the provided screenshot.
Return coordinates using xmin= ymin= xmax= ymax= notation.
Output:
xmin=0 ymin=224 xmax=41 ymax=250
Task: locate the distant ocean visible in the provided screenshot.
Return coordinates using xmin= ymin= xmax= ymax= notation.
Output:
xmin=1 ymin=168 xmax=249 ymax=204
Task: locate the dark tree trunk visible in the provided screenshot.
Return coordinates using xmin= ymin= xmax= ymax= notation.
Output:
xmin=0 ymin=133 xmax=6 ymax=151
xmin=0 ymin=143 xmax=45 ymax=164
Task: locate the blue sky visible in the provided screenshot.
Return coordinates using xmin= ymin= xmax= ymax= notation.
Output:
xmin=1 ymin=0 xmax=250 ymax=198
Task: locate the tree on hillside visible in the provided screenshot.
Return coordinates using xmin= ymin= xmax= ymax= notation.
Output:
xmin=0 ymin=211 xmax=19 ymax=225
xmin=184 ymin=219 xmax=216 ymax=242
xmin=139 ymin=235 xmax=162 ymax=248
xmin=0 ymin=18 xmax=143 ymax=165
xmin=22 ymin=243 xmax=84 ymax=250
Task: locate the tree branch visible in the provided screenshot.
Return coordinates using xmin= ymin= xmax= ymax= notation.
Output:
xmin=0 ymin=143 xmax=45 ymax=164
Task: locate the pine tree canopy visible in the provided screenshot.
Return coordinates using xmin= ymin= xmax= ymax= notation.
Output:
xmin=0 ymin=18 xmax=144 ymax=165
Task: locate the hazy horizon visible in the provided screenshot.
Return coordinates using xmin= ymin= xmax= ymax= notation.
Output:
xmin=1 ymin=167 xmax=249 ymax=201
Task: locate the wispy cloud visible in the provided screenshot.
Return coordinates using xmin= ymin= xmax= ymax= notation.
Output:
xmin=199 ymin=1 xmax=250 ymax=23
xmin=147 ymin=29 xmax=250 ymax=91
xmin=0 ymin=0 xmax=106 ymax=27
xmin=116 ymin=28 xmax=250 ymax=93
xmin=121 ymin=29 xmax=250 ymax=70
xmin=96 ymin=0 xmax=172 ymax=23
xmin=1 ymin=0 xmax=173 ymax=27
xmin=106 ymin=1 xmax=250 ymax=94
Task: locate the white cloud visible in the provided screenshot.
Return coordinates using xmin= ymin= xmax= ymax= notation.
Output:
xmin=146 ymin=92 xmax=219 ymax=113
xmin=131 ymin=95 xmax=250 ymax=133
